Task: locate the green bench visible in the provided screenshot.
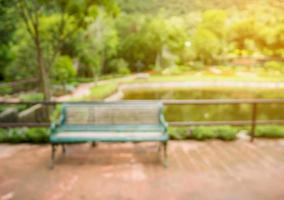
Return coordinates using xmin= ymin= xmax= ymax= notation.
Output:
xmin=49 ymin=102 xmax=169 ymax=168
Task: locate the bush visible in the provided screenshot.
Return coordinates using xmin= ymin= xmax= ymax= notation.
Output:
xmin=52 ymin=55 xmax=76 ymax=85
xmin=51 ymin=105 xmax=63 ymax=122
xmin=0 ymin=85 xmax=12 ymax=95
xmin=20 ymin=93 xmax=44 ymax=101
xmin=0 ymin=128 xmax=49 ymax=143
xmin=255 ymin=125 xmax=284 ymax=138
xmin=168 ymin=126 xmax=238 ymax=141
xmin=25 ymin=128 xmax=49 ymax=143
xmin=191 ymin=126 xmax=238 ymax=141
xmin=264 ymin=61 xmax=284 ymax=73
xmin=108 ymin=58 xmax=130 ymax=75
xmin=168 ymin=127 xmax=189 ymax=140
xmin=162 ymin=66 xmax=184 ymax=75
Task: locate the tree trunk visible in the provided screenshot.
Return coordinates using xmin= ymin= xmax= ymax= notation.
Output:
xmin=34 ymin=28 xmax=50 ymax=101
xmin=34 ymin=25 xmax=51 ymax=121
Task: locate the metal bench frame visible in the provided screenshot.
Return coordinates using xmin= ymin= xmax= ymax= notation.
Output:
xmin=49 ymin=102 xmax=168 ymax=168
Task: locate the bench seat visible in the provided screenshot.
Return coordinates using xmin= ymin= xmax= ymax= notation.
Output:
xmin=50 ymin=131 xmax=168 ymax=143
xmin=55 ymin=124 xmax=165 ymax=132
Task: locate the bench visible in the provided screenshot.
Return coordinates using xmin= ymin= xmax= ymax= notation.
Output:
xmin=49 ymin=102 xmax=169 ymax=168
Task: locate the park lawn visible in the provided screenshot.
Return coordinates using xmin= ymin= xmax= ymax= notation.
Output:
xmin=142 ymin=71 xmax=284 ymax=83
xmin=88 ymin=82 xmax=118 ymax=100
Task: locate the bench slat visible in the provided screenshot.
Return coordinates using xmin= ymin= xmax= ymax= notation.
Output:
xmin=51 ymin=132 xmax=168 ymax=143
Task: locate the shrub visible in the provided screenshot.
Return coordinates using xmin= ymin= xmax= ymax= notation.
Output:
xmin=52 ymin=55 xmax=76 ymax=86
xmin=168 ymin=127 xmax=189 ymax=140
xmin=191 ymin=126 xmax=238 ymax=141
xmin=264 ymin=61 xmax=284 ymax=73
xmin=162 ymin=66 xmax=183 ymax=75
xmin=214 ymin=126 xmax=238 ymax=140
xmin=168 ymin=126 xmax=238 ymax=141
xmin=0 ymin=128 xmax=49 ymax=143
xmin=108 ymin=58 xmax=130 ymax=75
xmin=0 ymin=85 xmax=12 ymax=95
xmin=117 ymin=64 xmax=131 ymax=75
xmin=20 ymin=93 xmax=44 ymax=101
xmin=25 ymin=128 xmax=49 ymax=143
xmin=255 ymin=125 xmax=284 ymax=138
xmin=51 ymin=105 xmax=63 ymax=122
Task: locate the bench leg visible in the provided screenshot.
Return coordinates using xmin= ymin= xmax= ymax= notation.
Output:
xmin=49 ymin=144 xmax=57 ymax=169
xmin=62 ymin=144 xmax=66 ymax=155
xmin=162 ymin=141 xmax=168 ymax=168
xmin=158 ymin=142 xmax=162 ymax=153
xmin=91 ymin=142 xmax=97 ymax=148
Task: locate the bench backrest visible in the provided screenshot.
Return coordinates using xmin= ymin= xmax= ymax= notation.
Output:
xmin=61 ymin=102 xmax=163 ymax=126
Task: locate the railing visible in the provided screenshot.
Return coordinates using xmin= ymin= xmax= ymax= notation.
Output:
xmin=164 ymin=99 xmax=284 ymax=142
xmin=0 ymin=78 xmax=38 ymax=93
xmin=1 ymin=99 xmax=284 ymax=142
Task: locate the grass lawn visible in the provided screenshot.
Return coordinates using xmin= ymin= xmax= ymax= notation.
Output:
xmin=142 ymin=71 xmax=284 ymax=83
xmin=88 ymin=82 xmax=119 ymax=100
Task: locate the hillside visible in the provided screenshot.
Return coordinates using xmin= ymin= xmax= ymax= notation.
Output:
xmin=117 ymin=0 xmax=282 ymax=15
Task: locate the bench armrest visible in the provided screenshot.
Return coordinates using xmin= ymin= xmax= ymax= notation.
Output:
xmin=50 ymin=123 xmax=60 ymax=135
xmin=59 ymin=114 xmax=65 ymax=125
xmin=160 ymin=114 xmax=168 ymax=133
xmin=50 ymin=111 xmax=65 ymax=135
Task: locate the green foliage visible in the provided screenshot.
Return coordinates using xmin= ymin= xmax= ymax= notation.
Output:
xmin=0 ymin=0 xmax=17 ymax=80
xmin=51 ymin=105 xmax=63 ymax=122
xmin=162 ymin=66 xmax=184 ymax=75
xmin=88 ymin=82 xmax=118 ymax=100
xmin=52 ymin=55 xmax=76 ymax=85
xmin=0 ymin=85 xmax=12 ymax=95
xmin=191 ymin=28 xmax=221 ymax=65
xmin=1 ymin=0 xmax=284 ymax=85
xmin=108 ymin=58 xmax=130 ymax=75
xmin=168 ymin=127 xmax=189 ymax=140
xmin=264 ymin=61 xmax=284 ymax=73
xmin=79 ymin=10 xmax=119 ymax=77
xmin=5 ymin=27 xmax=37 ymax=80
xmin=169 ymin=126 xmax=238 ymax=141
xmin=256 ymin=125 xmax=284 ymax=138
xmin=0 ymin=128 xmax=49 ymax=143
xmin=116 ymin=15 xmax=187 ymax=71
xmin=117 ymin=0 xmax=274 ymax=15
xmin=16 ymin=93 xmax=45 ymax=112
xmin=20 ymin=93 xmax=44 ymax=102
xmin=191 ymin=126 xmax=238 ymax=140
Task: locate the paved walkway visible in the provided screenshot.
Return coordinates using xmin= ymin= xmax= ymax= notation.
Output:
xmin=55 ymin=75 xmax=136 ymax=101
xmin=1 ymin=140 xmax=284 ymax=200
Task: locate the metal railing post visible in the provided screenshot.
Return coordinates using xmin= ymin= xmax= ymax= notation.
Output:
xmin=250 ymin=103 xmax=258 ymax=142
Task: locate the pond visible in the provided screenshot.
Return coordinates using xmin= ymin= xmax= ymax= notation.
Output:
xmin=123 ymin=87 xmax=284 ymax=122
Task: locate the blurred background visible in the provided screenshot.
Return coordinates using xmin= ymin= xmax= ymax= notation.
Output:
xmin=0 ymin=0 xmax=284 ymax=141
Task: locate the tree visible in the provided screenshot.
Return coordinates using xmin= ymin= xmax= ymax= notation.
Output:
xmin=78 ymin=10 xmax=119 ymax=81
xmin=15 ymin=0 xmax=119 ymax=100
xmin=0 ymin=0 xmax=17 ymax=80
xmin=52 ymin=55 xmax=76 ymax=89
xmin=191 ymin=28 xmax=221 ymax=65
xmin=16 ymin=0 xmax=52 ymax=101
